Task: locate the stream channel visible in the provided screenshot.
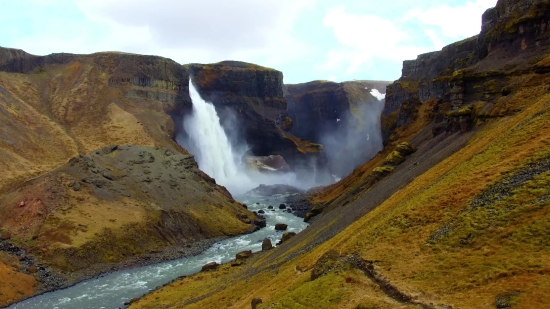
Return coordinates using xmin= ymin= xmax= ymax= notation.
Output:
xmin=8 ymin=194 xmax=307 ymax=309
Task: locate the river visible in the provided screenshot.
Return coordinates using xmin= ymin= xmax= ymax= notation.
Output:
xmin=8 ymin=194 xmax=307 ymax=309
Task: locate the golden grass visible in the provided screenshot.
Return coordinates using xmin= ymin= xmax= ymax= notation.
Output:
xmin=309 ymin=149 xmax=388 ymax=205
xmin=0 ymin=259 xmax=37 ymax=307
xmin=0 ymin=57 xmax=181 ymax=193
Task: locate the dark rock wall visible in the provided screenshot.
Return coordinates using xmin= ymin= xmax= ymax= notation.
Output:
xmin=285 ymin=80 xmax=390 ymax=176
xmin=188 ymin=62 xmax=296 ymax=160
xmin=285 ymin=81 xmax=349 ymax=143
xmin=382 ymin=0 xmax=550 ymax=144
xmin=285 ymin=80 xmax=390 ymax=143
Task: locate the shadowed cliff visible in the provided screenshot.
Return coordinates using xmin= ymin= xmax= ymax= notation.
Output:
xmin=285 ymin=80 xmax=390 ymax=176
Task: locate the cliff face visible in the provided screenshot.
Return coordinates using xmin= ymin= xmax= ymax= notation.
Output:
xmin=0 ymin=49 xmax=314 ymax=186
xmin=285 ymin=80 xmax=390 ymax=176
xmin=383 ymin=0 xmax=550 ymax=144
xmin=0 ymin=49 xmax=193 ymax=194
xmin=129 ymin=1 xmax=550 ymax=308
xmin=286 ymin=80 xmax=389 ymax=143
xmin=184 ymin=62 xmax=313 ymax=165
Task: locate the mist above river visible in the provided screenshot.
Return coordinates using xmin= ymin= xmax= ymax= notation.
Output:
xmin=177 ymin=80 xmax=316 ymax=196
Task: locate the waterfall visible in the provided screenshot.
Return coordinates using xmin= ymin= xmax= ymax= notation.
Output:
xmin=180 ymin=79 xmax=315 ymax=196
xmin=182 ymin=80 xmax=243 ymax=191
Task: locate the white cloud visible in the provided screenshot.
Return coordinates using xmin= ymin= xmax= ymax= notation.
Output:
xmin=75 ymin=0 xmax=315 ymax=66
xmin=424 ymin=29 xmax=444 ymax=50
xmin=406 ymin=0 xmax=497 ymax=38
xmin=321 ymin=0 xmax=497 ymax=77
xmin=3 ymin=0 xmax=315 ymax=69
xmin=321 ymin=6 xmax=429 ymax=74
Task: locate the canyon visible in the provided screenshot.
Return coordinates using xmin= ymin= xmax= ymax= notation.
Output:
xmin=0 ymin=44 xmax=385 ymax=306
xmin=128 ymin=1 xmax=550 ymax=308
xmin=1 ymin=0 xmax=550 ymax=308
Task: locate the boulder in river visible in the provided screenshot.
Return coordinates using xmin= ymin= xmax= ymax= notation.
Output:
xmin=268 ymin=205 xmax=274 ymax=209
xmin=279 ymin=204 xmax=286 ymax=209
xmin=258 ymin=210 xmax=265 ymax=214
xmin=262 ymin=238 xmax=273 ymax=251
xmin=201 ymin=262 xmax=219 ymax=272
xmin=236 ymin=250 xmax=252 ymax=259
xmin=253 ymin=217 xmax=266 ymax=228
xmin=275 ymin=223 xmax=288 ymax=231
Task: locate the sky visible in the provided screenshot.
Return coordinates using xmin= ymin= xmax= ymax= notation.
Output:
xmin=0 ymin=0 xmax=497 ymax=84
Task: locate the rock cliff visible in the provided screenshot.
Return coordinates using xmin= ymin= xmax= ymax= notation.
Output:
xmin=383 ymin=0 xmax=550 ymax=144
xmin=285 ymin=80 xmax=390 ymax=176
xmin=0 ymin=49 xmax=317 ymax=188
xmin=285 ymin=80 xmax=389 ymax=143
xmin=181 ymin=62 xmax=316 ymax=167
xmin=0 ymin=48 xmax=190 ymax=194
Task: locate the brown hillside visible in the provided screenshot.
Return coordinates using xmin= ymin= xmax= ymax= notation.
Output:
xmin=0 ymin=51 xmax=281 ymax=306
xmin=0 ymin=50 xmax=188 ymax=194
xmin=0 ymin=145 xmax=258 ymax=306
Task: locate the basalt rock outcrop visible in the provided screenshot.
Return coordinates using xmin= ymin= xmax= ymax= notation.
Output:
xmin=245 ymin=184 xmax=303 ymax=197
xmin=285 ymin=80 xmax=389 ymax=143
xmin=0 ymin=49 xmax=317 ymax=192
xmin=382 ymin=0 xmax=550 ymax=144
xmin=242 ymin=155 xmax=291 ymax=174
xmin=181 ymin=62 xmax=319 ymax=169
xmin=0 ymin=48 xmax=191 ymax=194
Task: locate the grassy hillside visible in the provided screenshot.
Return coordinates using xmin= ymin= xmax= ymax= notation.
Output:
xmin=129 ymin=1 xmax=550 ymax=308
xmin=0 ymin=55 xmax=185 ymax=194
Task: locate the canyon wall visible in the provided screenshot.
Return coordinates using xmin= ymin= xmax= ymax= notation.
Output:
xmin=128 ymin=1 xmax=550 ymax=308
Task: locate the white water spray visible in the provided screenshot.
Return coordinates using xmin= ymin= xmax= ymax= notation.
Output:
xmin=370 ymin=89 xmax=386 ymax=101
xmin=183 ymin=80 xmax=240 ymax=182
xmin=181 ymin=80 xmax=305 ymax=196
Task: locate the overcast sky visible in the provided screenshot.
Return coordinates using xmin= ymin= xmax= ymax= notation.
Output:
xmin=0 ymin=0 xmax=496 ymax=84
